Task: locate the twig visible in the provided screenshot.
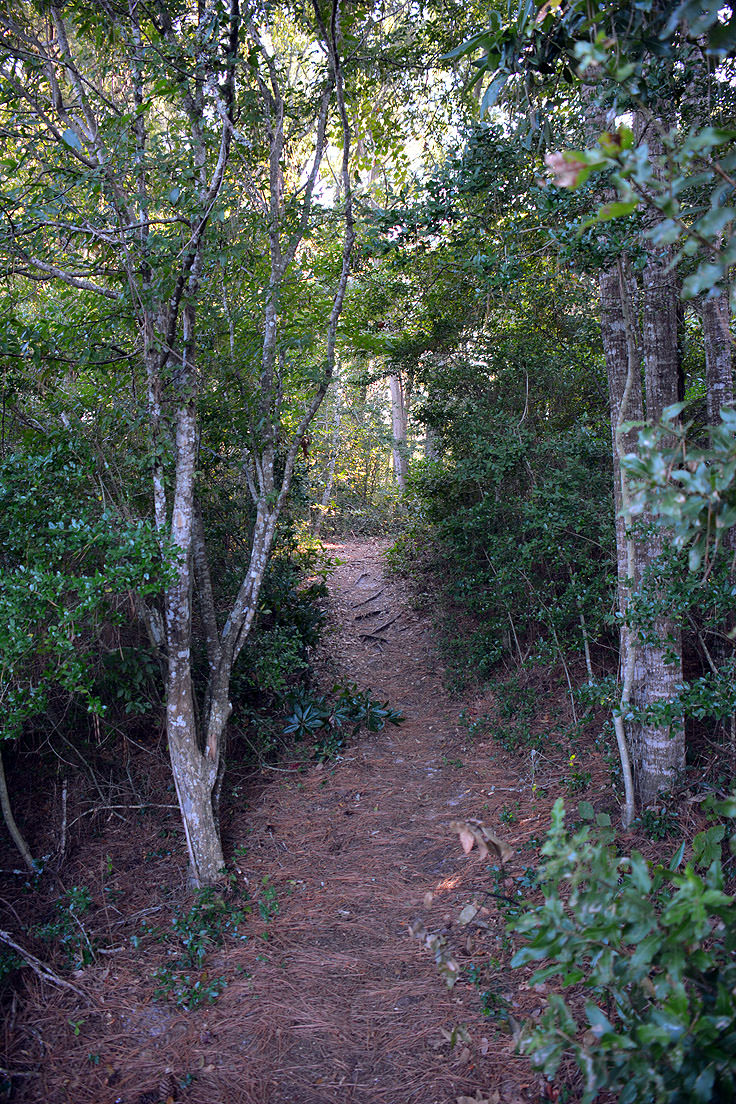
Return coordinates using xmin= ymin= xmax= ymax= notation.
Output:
xmin=57 ymin=779 xmax=68 ymax=865
xmin=367 ymin=614 xmax=401 ymax=635
xmin=0 ymin=930 xmax=90 ymax=1001
xmin=66 ymin=803 xmax=179 ymax=830
xmin=0 ymin=749 xmax=36 ymax=872
xmin=351 ymin=588 xmax=386 ymax=608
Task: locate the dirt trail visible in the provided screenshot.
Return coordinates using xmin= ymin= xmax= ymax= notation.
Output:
xmin=217 ymin=538 xmax=544 ymax=1104
xmin=6 ymin=538 xmax=553 ymax=1104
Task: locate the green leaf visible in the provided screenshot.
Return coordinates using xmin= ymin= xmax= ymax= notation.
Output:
xmin=694 ymin=1066 xmax=716 ymax=1101
xmin=628 ymin=853 xmax=652 ymax=894
xmin=662 ymin=402 xmax=687 ymax=422
xmin=480 ymin=75 xmax=508 ymax=115
xmin=61 ymin=128 xmax=83 ymax=152
xmin=441 ymin=30 xmax=498 ymax=62
xmin=582 ymin=199 xmax=638 ymax=229
xmin=585 ymin=1002 xmax=615 ymax=1037
xmin=683 ymin=262 xmax=727 ymax=299
xmin=669 ymin=841 xmax=686 ymax=871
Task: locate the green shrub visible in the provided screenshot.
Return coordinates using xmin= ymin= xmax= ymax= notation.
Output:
xmin=0 ymin=440 xmax=167 ymax=741
xmin=33 ymin=885 xmax=97 ymax=968
xmin=226 ymin=538 xmax=331 ymax=760
xmin=511 ymin=797 xmax=736 ymax=1103
xmin=284 ymin=681 xmax=404 ymax=760
xmin=405 ymin=411 xmax=615 ymax=674
xmin=144 ymin=886 xmax=250 ymax=1010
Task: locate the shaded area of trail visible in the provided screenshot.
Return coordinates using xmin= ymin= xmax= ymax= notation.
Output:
xmin=212 ymin=538 xmax=545 ymax=1104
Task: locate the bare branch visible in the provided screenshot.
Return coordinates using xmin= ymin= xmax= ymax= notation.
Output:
xmin=12 ymin=253 xmax=121 ymax=299
xmin=0 ymin=930 xmax=90 ymax=1001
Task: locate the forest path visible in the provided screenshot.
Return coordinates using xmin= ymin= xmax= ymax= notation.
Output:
xmin=215 ymin=538 xmax=541 ymax=1104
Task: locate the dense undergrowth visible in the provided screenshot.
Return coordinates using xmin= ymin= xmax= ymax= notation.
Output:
xmin=389 ymin=490 xmax=736 ymax=1104
xmin=384 ymin=333 xmax=736 ymax=1102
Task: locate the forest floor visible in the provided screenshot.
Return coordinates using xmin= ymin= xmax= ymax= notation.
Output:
xmin=1 ymin=537 xmax=623 ymax=1104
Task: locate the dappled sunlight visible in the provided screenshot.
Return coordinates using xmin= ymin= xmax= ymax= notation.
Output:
xmin=433 ymin=873 xmax=462 ymax=894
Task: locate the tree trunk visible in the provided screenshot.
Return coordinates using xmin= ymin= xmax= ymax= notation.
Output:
xmin=424 ymin=423 xmax=439 ymax=461
xmin=0 ymin=746 xmax=36 ymax=872
xmin=600 ymin=263 xmax=643 ymax=655
xmin=703 ymin=290 xmax=733 ymax=428
xmin=167 ymin=694 xmax=223 ymax=885
xmin=702 ymin=278 xmax=735 ymax=686
xmin=637 ymin=242 xmax=685 ymax=805
xmin=164 ymin=298 xmax=226 ymax=883
xmin=389 ymin=373 xmax=409 ymax=492
xmin=599 ymin=259 xmax=641 ymax=825
xmin=313 ymin=376 xmax=342 ymax=536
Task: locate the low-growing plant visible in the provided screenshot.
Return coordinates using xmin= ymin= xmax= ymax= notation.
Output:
xmin=637 ymin=806 xmax=680 ymax=841
xmin=143 ymin=886 xmax=250 ymax=1010
xmin=458 ymin=708 xmax=492 ymax=739
xmin=510 ymin=796 xmax=736 ymax=1104
xmin=0 ymin=949 xmax=21 ymax=986
xmin=33 ymin=885 xmax=96 ymax=968
xmin=496 ymin=675 xmax=537 ymax=722
xmin=284 ymin=682 xmax=404 ymax=761
xmin=494 ymin=719 xmax=545 ymax=754
xmin=485 ymin=862 xmax=532 ymax=921
xmin=466 ymin=963 xmax=514 ymax=1026
xmin=564 ymin=754 xmax=592 ymax=794
xmin=258 ymin=876 xmax=279 ymax=927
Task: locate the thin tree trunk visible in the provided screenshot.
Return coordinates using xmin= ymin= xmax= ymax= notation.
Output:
xmin=313 ymin=377 xmax=342 ymax=536
xmin=424 ymin=423 xmax=439 ymax=461
xmin=389 ymin=373 xmax=409 ymax=492
xmin=704 ymin=292 xmax=735 ymax=561
xmin=600 ymin=260 xmax=640 ymax=827
xmin=702 ymin=276 xmax=735 ymax=712
xmin=165 ymin=294 xmax=226 ymax=883
xmin=703 ymin=289 xmax=733 ymax=428
xmin=637 ymin=240 xmax=685 ymax=805
xmin=0 ymin=747 xmax=36 ymax=872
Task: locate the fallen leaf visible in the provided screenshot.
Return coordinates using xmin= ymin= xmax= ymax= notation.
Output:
xmin=475 ymin=834 xmax=489 ymax=861
xmin=450 ymin=820 xmax=513 ymax=864
xmin=458 ymin=902 xmax=479 ymax=926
